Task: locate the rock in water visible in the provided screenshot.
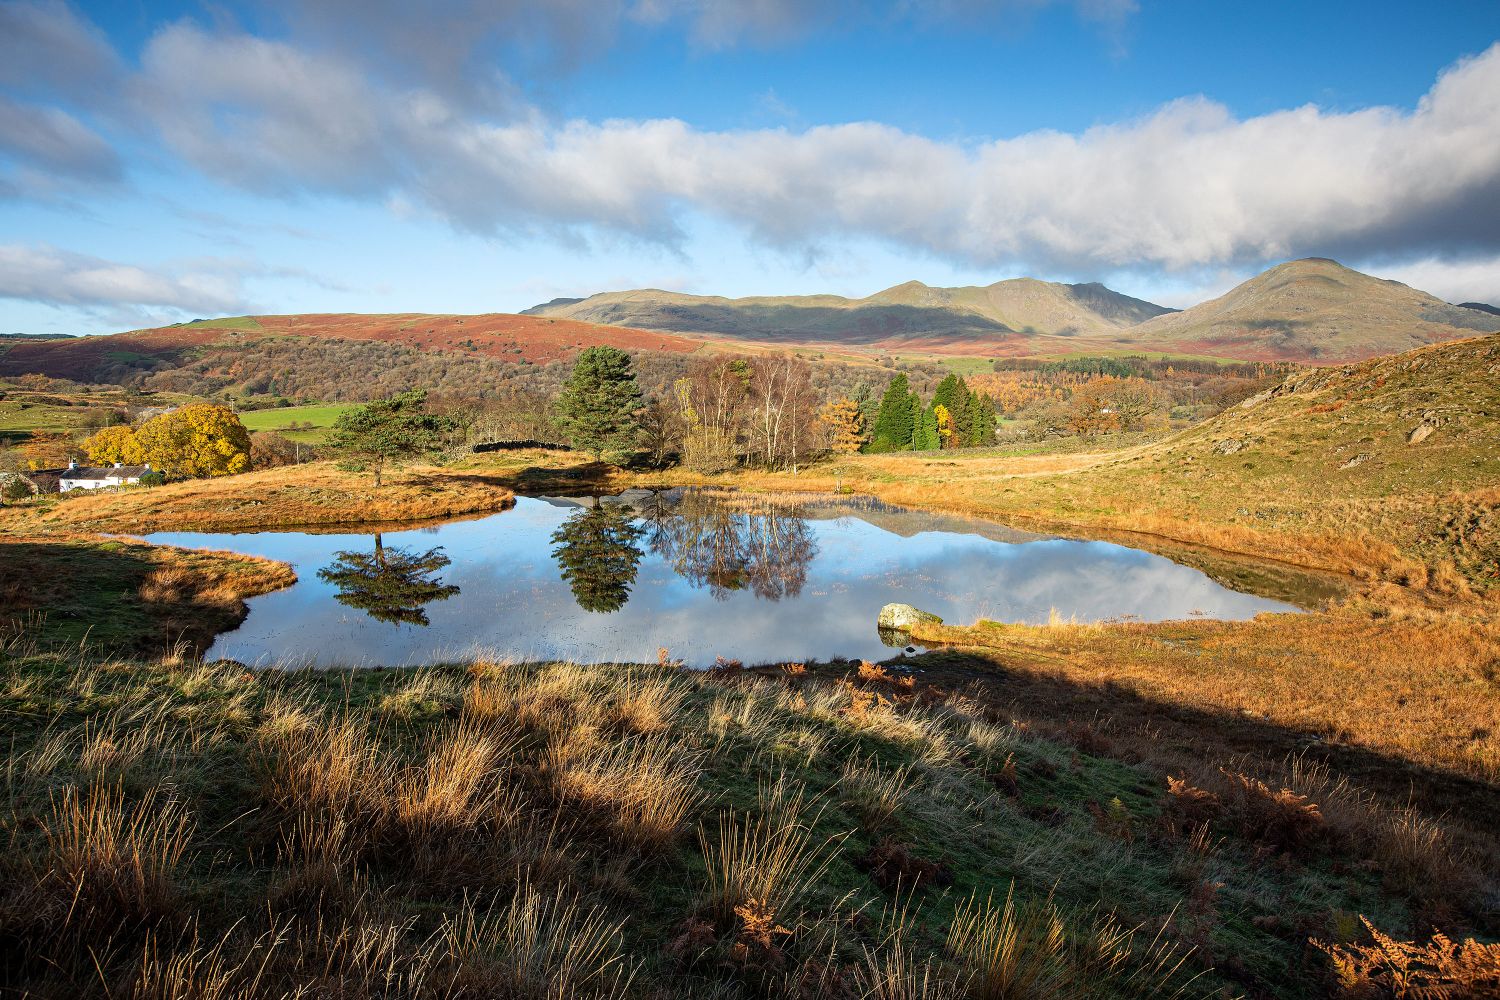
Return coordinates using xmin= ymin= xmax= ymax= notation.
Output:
xmin=878 ymin=604 xmax=943 ymax=630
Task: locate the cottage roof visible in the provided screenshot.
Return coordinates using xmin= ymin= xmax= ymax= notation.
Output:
xmin=60 ymin=465 xmax=151 ymax=480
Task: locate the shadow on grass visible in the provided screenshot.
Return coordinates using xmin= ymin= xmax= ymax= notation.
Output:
xmin=889 ymin=647 xmax=1500 ymax=845
xmin=467 ymin=460 xmax=623 ymax=496
xmin=0 ymin=537 xmax=289 ymax=657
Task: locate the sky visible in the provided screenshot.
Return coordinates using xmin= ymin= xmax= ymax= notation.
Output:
xmin=2 ymin=0 xmax=1499 ymax=335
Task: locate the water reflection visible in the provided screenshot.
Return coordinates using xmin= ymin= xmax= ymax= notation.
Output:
xmin=550 ymin=505 xmax=646 ymax=613
xmin=316 ymin=532 xmax=460 ymax=626
xmin=144 ymin=490 xmax=1304 ymax=667
xmin=639 ymin=493 xmax=817 ymax=601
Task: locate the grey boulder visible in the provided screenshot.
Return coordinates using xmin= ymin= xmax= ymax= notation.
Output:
xmin=878 ymin=604 xmax=943 ymax=631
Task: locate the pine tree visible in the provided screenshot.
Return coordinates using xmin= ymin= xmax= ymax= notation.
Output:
xmin=869 ymin=373 xmax=914 ymax=452
xmin=932 ymin=374 xmax=962 ymax=415
xmin=952 ymin=376 xmax=975 ymax=443
xmin=914 ymin=405 xmax=940 ymax=451
xmin=972 ymin=393 xmax=998 ymax=446
xmin=933 ymin=373 xmax=977 ymax=446
xmin=554 ymin=346 xmax=644 ymax=462
xmin=328 ymin=389 xmax=452 ymax=487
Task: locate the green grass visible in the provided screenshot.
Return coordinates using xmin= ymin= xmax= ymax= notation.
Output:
xmin=239 ymin=402 xmax=356 ymax=443
xmin=0 ymin=535 xmax=295 ymax=655
xmin=938 ymin=357 xmax=999 ymax=375
xmin=0 ymin=397 xmax=126 ymax=444
xmin=177 ymin=315 xmax=263 ymax=331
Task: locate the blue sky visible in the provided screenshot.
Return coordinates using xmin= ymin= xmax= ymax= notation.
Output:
xmin=3 ymin=0 xmax=1499 ymax=334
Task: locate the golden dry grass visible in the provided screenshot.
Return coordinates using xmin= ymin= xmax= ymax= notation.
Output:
xmin=909 ymin=604 xmax=1500 ymax=788
xmin=0 ymin=459 xmax=516 ymax=534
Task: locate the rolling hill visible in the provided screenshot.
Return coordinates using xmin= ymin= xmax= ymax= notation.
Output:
xmin=1124 ymin=258 xmax=1500 ymax=361
xmin=0 ymin=312 xmax=702 ymax=383
xmin=523 ymin=278 xmax=1173 ymax=350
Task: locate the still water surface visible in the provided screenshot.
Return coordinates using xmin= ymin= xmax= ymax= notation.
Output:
xmin=146 ymin=490 xmax=1298 ymax=667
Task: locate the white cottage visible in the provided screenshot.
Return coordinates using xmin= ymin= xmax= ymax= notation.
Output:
xmin=58 ymin=460 xmax=152 ymax=492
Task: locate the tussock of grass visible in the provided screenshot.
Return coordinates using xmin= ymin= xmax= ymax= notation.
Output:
xmin=32 ymin=784 xmax=194 ymax=937
xmin=698 ymin=777 xmax=839 ymax=928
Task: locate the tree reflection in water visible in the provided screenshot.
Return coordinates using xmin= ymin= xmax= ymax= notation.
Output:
xmin=316 ymin=532 xmax=460 ymax=626
xmin=549 ymin=504 xmax=647 ymax=613
xmin=639 ymin=492 xmax=818 ymax=601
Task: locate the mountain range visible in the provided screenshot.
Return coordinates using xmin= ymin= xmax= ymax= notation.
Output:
xmin=522 ymin=258 xmax=1499 ymax=362
xmin=3 ymin=260 xmax=1497 ymax=385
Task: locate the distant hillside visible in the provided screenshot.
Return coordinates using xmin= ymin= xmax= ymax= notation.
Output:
xmin=1460 ymin=301 xmax=1500 ymax=317
xmin=1124 ymin=258 xmax=1500 ymax=362
xmin=0 ymin=312 xmax=701 ymax=384
xmin=522 ymin=278 xmax=1173 ymax=348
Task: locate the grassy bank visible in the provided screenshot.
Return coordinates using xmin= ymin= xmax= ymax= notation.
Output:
xmin=2 ymin=643 xmax=1491 ymax=999
xmin=0 ymin=533 xmax=296 ymax=656
xmin=0 ymin=461 xmax=517 ymax=534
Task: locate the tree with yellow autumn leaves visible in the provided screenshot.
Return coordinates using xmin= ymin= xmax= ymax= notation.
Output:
xmin=82 ymin=425 xmax=144 ymax=465
xmin=80 ymin=404 xmax=251 ymax=479
xmin=818 ymin=397 xmax=867 ymax=454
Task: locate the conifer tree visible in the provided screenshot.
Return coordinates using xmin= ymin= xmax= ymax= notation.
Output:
xmin=971 ymin=393 xmax=998 ymax=446
xmin=869 ymin=373 xmax=914 ymax=452
xmin=554 ymin=346 xmax=644 ymax=462
xmin=933 ymin=373 xmax=976 ymax=447
xmin=328 ymin=389 xmax=452 ymax=487
xmin=819 ymin=398 xmax=867 ymax=453
xmin=915 ymin=405 xmax=940 ymax=451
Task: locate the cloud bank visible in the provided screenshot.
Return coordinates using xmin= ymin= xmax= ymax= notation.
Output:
xmin=123 ymin=26 xmax=1500 ymax=275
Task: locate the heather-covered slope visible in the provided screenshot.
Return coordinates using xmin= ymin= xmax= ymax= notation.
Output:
xmin=0 ymin=312 xmax=701 ymax=384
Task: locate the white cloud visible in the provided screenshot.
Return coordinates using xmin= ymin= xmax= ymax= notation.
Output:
xmin=1372 ymin=255 xmax=1500 ymax=306
xmin=4 ymin=3 xmax=1498 ymax=307
xmin=0 ymin=244 xmax=252 ymax=314
xmin=124 ymin=22 xmax=1500 ymax=278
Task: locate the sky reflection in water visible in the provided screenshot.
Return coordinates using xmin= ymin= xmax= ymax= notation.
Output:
xmin=145 ymin=491 xmax=1299 ymax=667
